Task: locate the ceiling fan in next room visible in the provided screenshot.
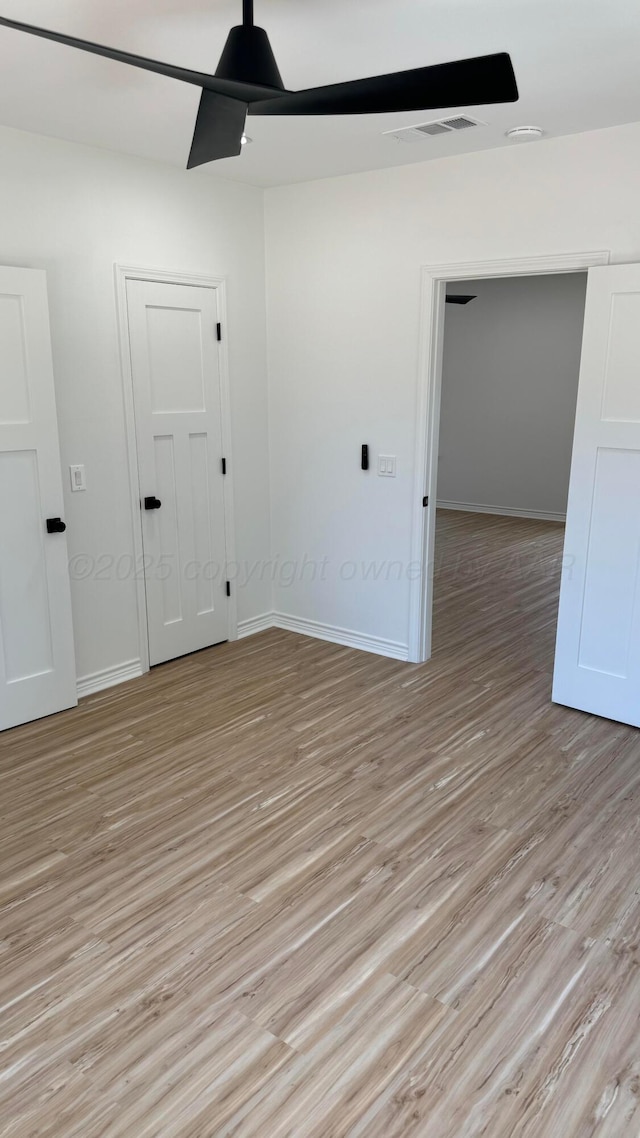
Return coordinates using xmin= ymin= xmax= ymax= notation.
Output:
xmin=0 ymin=1 xmax=518 ymax=169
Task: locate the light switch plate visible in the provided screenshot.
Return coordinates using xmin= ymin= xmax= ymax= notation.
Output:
xmin=378 ymin=455 xmax=397 ymax=477
xmin=69 ymin=464 xmax=86 ymax=492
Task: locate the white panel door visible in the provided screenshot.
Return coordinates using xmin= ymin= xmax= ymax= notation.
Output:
xmin=0 ymin=266 xmax=77 ymax=730
xmin=126 ymin=279 xmax=229 ymax=666
xmin=553 ymin=263 xmax=640 ymax=726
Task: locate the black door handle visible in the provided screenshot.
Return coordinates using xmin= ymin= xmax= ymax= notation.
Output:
xmin=144 ymin=496 xmax=162 ymax=511
xmin=46 ymin=518 xmax=66 ymax=534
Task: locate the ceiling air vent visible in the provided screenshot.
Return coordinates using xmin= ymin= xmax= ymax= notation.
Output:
xmin=384 ymin=115 xmax=484 ymax=144
xmin=415 ymin=121 xmax=451 ymax=137
xmin=440 ymin=115 xmax=478 ymax=131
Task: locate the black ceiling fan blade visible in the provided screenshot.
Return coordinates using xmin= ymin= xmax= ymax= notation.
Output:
xmin=188 ymin=90 xmax=247 ymax=168
xmin=249 ymin=53 xmax=518 ymax=116
xmin=0 ymin=14 xmax=286 ymax=103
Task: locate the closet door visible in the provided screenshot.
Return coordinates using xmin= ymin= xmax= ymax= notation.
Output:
xmin=0 ymin=266 xmax=76 ymax=730
xmin=126 ymin=278 xmax=229 ymax=666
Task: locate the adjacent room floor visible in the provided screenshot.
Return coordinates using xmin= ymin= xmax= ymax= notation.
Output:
xmin=3 ymin=510 xmax=640 ymax=1136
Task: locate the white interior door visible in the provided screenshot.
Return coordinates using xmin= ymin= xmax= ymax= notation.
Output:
xmin=0 ymin=266 xmax=77 ymax=730
xmin=126 ymin=279 xmax=229 ymax=666
xmin=553 ymin=263 xmax=640 ymax=726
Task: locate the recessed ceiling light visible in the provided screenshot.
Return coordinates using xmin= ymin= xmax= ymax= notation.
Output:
xmin=241 ymin=133 xmax=252 ymax=146
xmin=506 ymin=126 xmax=544 ymax=141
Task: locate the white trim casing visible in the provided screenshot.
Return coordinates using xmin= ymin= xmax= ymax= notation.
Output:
xmin=77 ymin=658 xmax=143 ymax=699
xmin=437 ymin=501 xmax=566 ymax=524
xmin=408 ymin=249 xmax=611 ymax=665
xmin=114 ymin=264 xmax=238 ymax=677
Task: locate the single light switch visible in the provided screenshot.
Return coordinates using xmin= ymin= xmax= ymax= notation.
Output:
xmin=70 ymin=464 xmax=86 ymax=492
xmin=378 ymin=455 xmax=396 ymax=477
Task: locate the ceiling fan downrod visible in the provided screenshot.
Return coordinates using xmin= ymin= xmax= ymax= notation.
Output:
xmin=243 ymin=0 xmax=254 ymax=28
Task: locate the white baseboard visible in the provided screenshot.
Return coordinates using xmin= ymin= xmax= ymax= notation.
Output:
xmin=226 ymin=610 xmax=408 ymax=661
xmin=77 ymin=658 xmax=144 ymax=699
xmin=272 ymin=612 xmax=409 ymax=662
xmin=77 ymin=616 xmax=408 ymax=698
xmin=237 ymin=613 xmax=275 ymax=639
xmin=437 ymin=500 xmax=566 ymax=524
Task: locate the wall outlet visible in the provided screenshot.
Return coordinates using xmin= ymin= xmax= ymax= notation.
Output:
xmin=69 ymin=464 xmax=86 ymax=492
xmin=378 ymin=455 xmax=396 ymax=477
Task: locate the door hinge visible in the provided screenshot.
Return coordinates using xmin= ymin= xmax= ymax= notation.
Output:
xmin=221 ymin=457 xmax=227 ymax=475
xmin=216 ymin=322 xmax=222 ymax=342
xmin=423 ymin=496 xmax=429 ymax=507
xmin=226 ymin=581 xmax=231 ymax=597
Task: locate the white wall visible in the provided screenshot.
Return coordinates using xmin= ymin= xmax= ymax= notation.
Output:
xmin=438 ymin=273 xmax=587 ymax=518
xmin=264 ymin=121 xmax=640 ymax=654
xmin=0 ymin=124 xmax=271 ymax=684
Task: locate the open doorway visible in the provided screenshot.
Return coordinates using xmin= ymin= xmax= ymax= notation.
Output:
xmin=431 ymin=273 xmax=587 ymax=673
xmin=411 ymin=255 xmax=640 ymax=728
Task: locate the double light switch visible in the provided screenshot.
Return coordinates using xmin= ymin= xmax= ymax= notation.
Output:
xmin=378 ymin=455 xmax=396 ymax=477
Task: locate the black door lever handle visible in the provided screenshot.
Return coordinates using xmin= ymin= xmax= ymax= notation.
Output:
xmin=144 ymin=496 xmax=162 ymax=510
xmin=46 ymin=517 xmax=66 ymax=534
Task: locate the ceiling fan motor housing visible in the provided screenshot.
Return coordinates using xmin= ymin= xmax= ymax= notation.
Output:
xmin=215 ymin=26 xmax=284 ymax=91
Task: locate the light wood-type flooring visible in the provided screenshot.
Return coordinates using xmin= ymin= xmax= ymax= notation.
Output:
xmin=3 ymin=510 xmax=640 ymax=1136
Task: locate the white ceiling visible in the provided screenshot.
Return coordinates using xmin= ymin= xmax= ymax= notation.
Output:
xmin=0 ymin=0 xmax=639 ymax=187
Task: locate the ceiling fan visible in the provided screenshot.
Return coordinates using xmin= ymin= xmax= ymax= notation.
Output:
xmin=0 ymin=1 xmax=518 ymax=169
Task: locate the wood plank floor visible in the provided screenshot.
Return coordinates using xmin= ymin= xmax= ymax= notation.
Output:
xmin=3 ymin=509 xmax=640 ymax=1136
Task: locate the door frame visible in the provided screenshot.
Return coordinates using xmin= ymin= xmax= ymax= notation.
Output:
xmin=408 ymin=249 xmax=611 ymax=665
xmin=115 ymin=264 xmax=237 ymax=675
